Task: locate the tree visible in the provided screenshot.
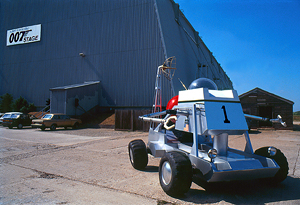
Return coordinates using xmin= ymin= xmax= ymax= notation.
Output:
xmin=12 ymin=96 xmax=36 ymax=114
xmin=22 ymin=103 xmax=36 ymax=113
xmin=13 ymin=96 xmax=28 ymax=112
xmin=0 ymin=93 xmax=13 ymax=112
xmin=0 ymin=94 xmax=36 ymax=114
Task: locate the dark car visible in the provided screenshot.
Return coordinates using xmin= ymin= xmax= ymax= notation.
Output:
xmin=2 ymin=113 xmax=32 ymax=129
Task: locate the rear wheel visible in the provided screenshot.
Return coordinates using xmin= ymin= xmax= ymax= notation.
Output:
xmin=128 ymin=139 xmax=148 ymax=170
xmin=50 ymin=124 xmax=57 ymax=131
xmin=159 ymin=151 xmax=192 ymax=196
xmin=17 ymin=123 xmax=23 ymax=129
xmin=255 ymin=146 xmax=289 ymax=183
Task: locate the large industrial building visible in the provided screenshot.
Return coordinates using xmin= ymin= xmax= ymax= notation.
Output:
xmin=1 ymin=0 xmax=232 ymax=118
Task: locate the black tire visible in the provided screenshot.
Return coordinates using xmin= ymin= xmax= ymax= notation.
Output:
xmin=128 ymin=139 xmax=148 ymax=170
xmin=159 ymin=151 xmax=192 ymax=196
xmin=41 ymin=126 xmax=45 ymax=131
xmin=50 ymin=124 xmax=57 ymax=131
xmin=72 ymin=122 xmax=79 ymax=130
xmin=17 ymin=123 xmax=23 ymax=129
xmin=255 ymin=147 xmax=289 ymax=183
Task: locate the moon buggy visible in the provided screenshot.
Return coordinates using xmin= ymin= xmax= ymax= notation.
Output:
xmin=128 ymin=78 xmax=288 ymax=196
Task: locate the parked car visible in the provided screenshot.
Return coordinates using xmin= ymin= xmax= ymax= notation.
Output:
xmin=0 ymin=113 xmax=4 ymax=124
xmin=0 ymin=112 xmax=23 ymax=125
xmin=31 ymin=113 xmax=82 ymax=131
xmin=2 ymin=113 xmax=32 ymax=129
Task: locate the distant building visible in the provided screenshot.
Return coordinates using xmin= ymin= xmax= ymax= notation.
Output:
xmin=1 ymin=0 xmax=233 ymax=130
xmin=239 ymin=88 xmax=294 ymax=130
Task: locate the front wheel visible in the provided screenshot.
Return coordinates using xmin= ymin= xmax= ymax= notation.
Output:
xmin=159 ymin=151 xmax=192 ymax=196
xmin=255 ymin=147 xmax=289 ymax=183
xmin=128 ymin=139 xmax=148 ymax=170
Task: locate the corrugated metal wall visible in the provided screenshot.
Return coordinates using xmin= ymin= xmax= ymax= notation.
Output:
xmin=156 ymin=0 xmax=233 ymax=91
xmin=0 ymin=0 xmax=165 ymax=108
xmin=0 ymin=0 xmax=232 ymax=110
xmin=50 ymin=90 xmax=66 ymax=114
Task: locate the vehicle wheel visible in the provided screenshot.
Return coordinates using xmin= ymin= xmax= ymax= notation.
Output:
xmin=17 ymin=124 xmax=23 ymax=129
xmin=50 ymin=124 xmax=57 ymax=131
xmin=128 ymin=139 xmax=148 ymax=170
xmin=41 ymin=127 xmax=45 ymax=131
xmin=72 ymin=122 xmax=79 ymax=130
xmin=159 ymin=151 xmax=192 ymax=196
xmin=255 ymin=147 xmax=289 ymax=183
xmin=9 ymin=126 xmax=13 ymax=129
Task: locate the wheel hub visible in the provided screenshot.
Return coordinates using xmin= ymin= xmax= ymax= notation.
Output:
xmin=129 ymin=148 xmax=134 ymax=164
xmin=161 ymin=161 xmax=172 ymax=185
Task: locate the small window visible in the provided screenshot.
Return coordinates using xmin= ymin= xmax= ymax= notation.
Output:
xmin=11 ymin=114 xmax=20 ymax=119
xmin=43 ymin=114 xmax=52 ymax=119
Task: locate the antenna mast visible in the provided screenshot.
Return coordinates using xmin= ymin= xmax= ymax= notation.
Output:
xmin=153 ymin=57 xmax=176 ymax=113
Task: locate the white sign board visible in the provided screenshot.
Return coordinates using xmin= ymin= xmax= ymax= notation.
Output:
xmin=7 ymin=24 xmax=41 ymax=46
xmin=202 ymin=101 xmax=248 ymax=135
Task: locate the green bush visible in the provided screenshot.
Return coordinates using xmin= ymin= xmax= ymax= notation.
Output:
xmin=0 ymin=93 xmax=13 ymax=113
xmin=13 ymin=96 xmax=28 ymax=111
xmin=0 ymin=94 xmax=36 ymax=114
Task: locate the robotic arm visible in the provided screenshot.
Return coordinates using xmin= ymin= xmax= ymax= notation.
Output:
xmin=244 ymin=114 xmax=287 ymax=127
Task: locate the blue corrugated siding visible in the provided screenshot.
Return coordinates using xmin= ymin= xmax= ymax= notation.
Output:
xmin=0 ymin=0 xmax=232 ymax=110
xmin=1 ymin=0 xmax=165 ymax=108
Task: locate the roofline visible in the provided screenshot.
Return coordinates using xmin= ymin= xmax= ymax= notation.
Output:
xmin=50 ymin=81 xmax=100 ymax=91
xmin=239 ymin=87 xmax=294 ymax=105
xmin=169 ymin=0 xmax=232 ymax=87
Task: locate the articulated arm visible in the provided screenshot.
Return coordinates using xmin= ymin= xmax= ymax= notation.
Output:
xmin=244 ymin=114 xmax=286 ymax=127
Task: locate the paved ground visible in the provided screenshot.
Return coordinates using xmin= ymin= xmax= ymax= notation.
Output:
xmin=1 ymin=126 xmax=300 ymax=204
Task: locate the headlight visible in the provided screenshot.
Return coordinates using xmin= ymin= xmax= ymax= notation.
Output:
xmin=268 ymin=147 xmax=277 ymax=156
xmin=208 ymin=149 xmax=218 ymax=160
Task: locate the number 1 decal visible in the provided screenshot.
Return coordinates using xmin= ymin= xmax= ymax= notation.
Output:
xmin=221 ymin=105 xmax=230 ymax=123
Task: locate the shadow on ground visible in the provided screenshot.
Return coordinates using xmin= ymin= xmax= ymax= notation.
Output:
xmin=181 ymin=176 xmax=300 ymax=204
xmin=293 ymin=123 xmax=300 ymax=131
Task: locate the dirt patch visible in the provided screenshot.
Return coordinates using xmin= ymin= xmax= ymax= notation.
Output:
xmin=38 ymin=172 xmax=61 ymax=179
xmin=83 ymin=112 xmax=115 ymax=128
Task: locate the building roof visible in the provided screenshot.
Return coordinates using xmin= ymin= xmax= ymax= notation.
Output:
xmin=50 ymin=81 xmax=100 ymax=91
xmin=239 ymin=87 xmax=294 ymax=105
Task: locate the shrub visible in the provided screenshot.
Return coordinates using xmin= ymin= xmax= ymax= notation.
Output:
xmin=0 ymin=93 xmax=13 ymax=112
xmin=0 ymin=94 xmax=36 ymax=114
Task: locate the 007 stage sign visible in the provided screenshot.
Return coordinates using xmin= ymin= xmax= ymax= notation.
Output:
xmin=7 ymin=24 xmax=41 ymax=46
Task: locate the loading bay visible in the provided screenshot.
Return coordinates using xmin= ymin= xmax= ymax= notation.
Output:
xmin=1 ymin=126 xmax=300 ymax=204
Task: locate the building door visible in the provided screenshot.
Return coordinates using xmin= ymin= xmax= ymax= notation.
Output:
xmin=259 ymin=106 xmax=273 ymax=127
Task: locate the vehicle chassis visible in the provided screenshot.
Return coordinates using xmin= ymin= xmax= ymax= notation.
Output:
xmin=128 ymin=87 xmax=288 ymax=196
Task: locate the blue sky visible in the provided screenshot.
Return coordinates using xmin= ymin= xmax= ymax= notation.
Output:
xmin=175 ymin=0 xmax=300 ymax=112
